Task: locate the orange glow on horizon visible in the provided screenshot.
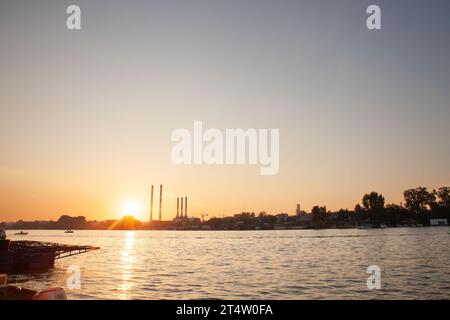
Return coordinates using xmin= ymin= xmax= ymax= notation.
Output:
xmin=119 ymin=199 xmax=145 ymax=221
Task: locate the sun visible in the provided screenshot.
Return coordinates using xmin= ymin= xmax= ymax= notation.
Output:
xmin=120 ymin=200 xmax=144 ymax=219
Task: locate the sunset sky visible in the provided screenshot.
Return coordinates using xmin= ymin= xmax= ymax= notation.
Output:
xmin=1 ymin=0 xmax=450 ymax=222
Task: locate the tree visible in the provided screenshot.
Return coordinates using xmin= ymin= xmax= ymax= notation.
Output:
xmin=436 ymin=187 xmax=450 ymax=209
xmin=353 ymin=203 xmax=367 ymax=222
xmin=403 ymin=187 xmax=436 ymax=215
xmin=311 ymin=206 xmax=327 ymax=223
xmin=361 ymin=192 xmax=385 ymax=223
xmin=384 ymin=203 xmax=411 ymax=225
xmin=56 ymin=215 xmax=87 ymax=229
xmin=362 ymin=192 xmax=385 ymax=211
xmin=431 ymin=187 xmax=450 ymax=219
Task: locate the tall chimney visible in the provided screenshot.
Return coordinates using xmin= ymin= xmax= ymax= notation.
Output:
xmin=150 ymin=185 xmax=154 ymax=222
xmin=185 ymin=196 xmax=187 ymax=218
xmin=180 ymin=197 xmax=184 ymax=217
xmin=177 ymin=197 xmax=179 ymax=218
xmin=159 ymin=184 xmax=163 ymax=221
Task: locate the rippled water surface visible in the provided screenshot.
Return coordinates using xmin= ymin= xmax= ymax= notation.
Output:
xmin=6 ymin=228 xmax=450 ymax=299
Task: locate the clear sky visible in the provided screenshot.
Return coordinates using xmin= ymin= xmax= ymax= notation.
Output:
xmin=1 ymin=0 xmax=450 ymax=221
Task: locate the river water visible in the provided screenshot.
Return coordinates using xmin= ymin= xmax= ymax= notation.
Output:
xmin=5 ymin=227 xmax=450 ymax=299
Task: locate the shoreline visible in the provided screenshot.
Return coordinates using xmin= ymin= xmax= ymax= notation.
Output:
xmin=3 ymin=225 xmax=448 ymax=232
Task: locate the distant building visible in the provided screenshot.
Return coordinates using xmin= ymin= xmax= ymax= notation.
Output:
xmin=276 ymin=213 xmax=289 ymax=223
xmin=430 ymin=219 xmax=448 ymax=226
xmin=234 ymin=212 xmax=255 ymax=218
xmin=296 ymin=204 xmax=301 ymax=217
xmin=297 ymin=214 xmax=312 ymax=223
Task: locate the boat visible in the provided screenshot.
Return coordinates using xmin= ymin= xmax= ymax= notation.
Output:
xmin=64 ymin=230 xmax=74 ymax=234
xmin=0 ymin=240 xmax=100 ymax=274
xmin=32 ymin=287 xmax=67 ymax=300
xmin=0 ymin=274 xmax=67 ymax=300
xmin=14 ymin=231 xmax=28 ymax=235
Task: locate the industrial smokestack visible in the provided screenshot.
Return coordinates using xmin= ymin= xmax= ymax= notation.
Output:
xmin=180 ymin=197 xmax=184 ymax=217
xmin=159 ymin=184 xmax=163 ymax=221
xmin=150 ymin=185 xmax=154 ymax=222
xmin=185 ymin=196 xmax=187 ymax=218
xmin=177 ymin=197 xmax=179 ymax=218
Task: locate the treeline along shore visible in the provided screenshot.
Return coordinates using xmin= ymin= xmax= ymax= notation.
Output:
xmin=1 ymin=186 xmax=449 ymax=231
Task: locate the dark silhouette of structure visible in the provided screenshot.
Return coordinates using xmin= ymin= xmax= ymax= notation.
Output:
xmin=149 ymin=185 xmax=154 ymax=222
xmin=159 ymin=184 xmax=163 ymax=221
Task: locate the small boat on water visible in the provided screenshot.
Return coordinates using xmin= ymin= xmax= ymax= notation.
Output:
xmin=64 ymin=230 xmax=74 ymax=234
xmin=14 ymin=231 xmax=28 ymax=236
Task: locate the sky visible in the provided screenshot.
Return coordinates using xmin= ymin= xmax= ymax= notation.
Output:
xmin=1 ymin=0 xmax=450 ymax=222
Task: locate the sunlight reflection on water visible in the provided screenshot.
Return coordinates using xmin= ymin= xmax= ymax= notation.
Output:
xmin=117 ymin=231 xmax=135 ymax=300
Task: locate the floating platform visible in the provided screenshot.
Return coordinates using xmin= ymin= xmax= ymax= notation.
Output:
xmin=0 ymin=240 xmax=100 ymax=274
xmin=10 ymin=241 xmax=100 ymax=260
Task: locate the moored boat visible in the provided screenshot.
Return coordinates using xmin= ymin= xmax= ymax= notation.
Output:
xmin=0 ymin=274 xmax=67 ymax=300
xmin=0 ymin=240 xmax=100 ymax=274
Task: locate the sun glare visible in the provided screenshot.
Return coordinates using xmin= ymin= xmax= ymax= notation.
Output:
xmin=120 ymin=200 xmax=143 ymax=219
